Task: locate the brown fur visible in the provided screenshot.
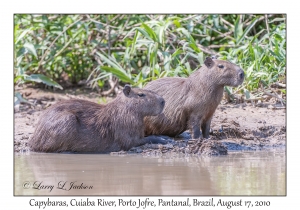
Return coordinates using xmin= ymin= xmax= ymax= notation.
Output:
xmin=144 ymin=57 xmax=244 ymax=139
xmin=29 ymin=85 xmax=165 ymax=153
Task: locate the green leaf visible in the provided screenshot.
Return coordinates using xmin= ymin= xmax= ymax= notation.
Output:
xmin=25 ymin=74 xmax=63 ymax=89
xmin=24 ymin=43 xmax=38 ymax=59
xmin=42 ymin=15 xmax=49 ymax=24
xmin=234 ymin=15 xmax=241 ymax=40
xmin=96 ymin=52 xmax=125 ymax=72
xmin=212 ymin=15 xmax=220 ymax=28
xmin=184 ymin=62 xmax=191 ymax=75
xmin=15 ymin=28 xmax=32 ymax=44
xmin=136 ymin=28 xmax=152 ymax=40
xmin=189 ymin=42 xmax=200 ymax=53
xmin=177 ymin=28 xmax=191 ymax=40
xmin=100 ymin=66 xmax=134 ymax=84
xmin=54 ymin=37 xmax=74 ymax=58
xmin=244 ymin=88 xmax=251 ymax=99
xmin=14 ymin=75 xmax=24 ymax=83
xmin=198 ymin=52 xmax=204 ymax=66
xmin=171 ymin=49 xmax=183 ymax=58
xmin=260 ymin=80 xmax=268 ymax=87
xmin=153 ymin=68 xmax=160 ymax=76
xmin=130 ymin=30 xmax=140 ymax=55
xmin=157 ymin=26 xmax=165 ymax=46
xmin=224 ymin=86 xmax=232 ymax=97
xmin=16 ymin=66 xmax=25 ymax=76
xmin=15 ymin=92 xmax=35 ymax=106
xmin=162 ymin=52 xmax=171 ymax=71
xmin=150 ymin=43 xmax=158 ymax=65
xmin=253 ymin=72 xmax=268 ymax=77
xmin=237 ymin=16 xmax=259 ymax=45
xmin=17 ymin=47 xmax=27 ymax=58
xmin=268 ymin=18 xmax=286 ymax=23
xmin=187 ymin=20 xmax=194 ymax=32
xmin=173 ymin=19 xmax=181 ymax=28
xmin=246 ymin=63 xmax=255 ymax=77
xmin=142 ymin=23 xmax=158 ymax=42
xmin=278 ymin=89 xmax=286 ymax=94
xmin=123 ymin=27 xmax=138 ymax=40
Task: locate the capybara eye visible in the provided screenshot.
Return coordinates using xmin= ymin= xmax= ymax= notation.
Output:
xmin=218 ymin=64 xmax=224 ymax=69
xmin=138 ymin=93 xmax=145 ymax=97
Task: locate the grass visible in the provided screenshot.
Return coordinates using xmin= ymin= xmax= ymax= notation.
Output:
xmin=14 ymin=14 xmax=286 ymax=99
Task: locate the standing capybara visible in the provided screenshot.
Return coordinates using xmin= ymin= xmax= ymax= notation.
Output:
xmin=29 ymin=85 xmax=166 ymax=153
xmin=144 ymin=57 xmax=244 ymax=139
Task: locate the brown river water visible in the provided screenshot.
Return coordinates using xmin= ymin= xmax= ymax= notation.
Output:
xmin=14 ymin=150 xmax=285 ymax=196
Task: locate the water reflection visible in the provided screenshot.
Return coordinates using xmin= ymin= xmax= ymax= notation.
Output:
xmin=15 ymin=150 xmax=285 ymax=195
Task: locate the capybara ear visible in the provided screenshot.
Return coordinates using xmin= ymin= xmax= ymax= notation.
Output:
xmin=204 ymin=57 xmax=215 ymax=69
xmin=123 ymin=85 xmax=131 ymax=96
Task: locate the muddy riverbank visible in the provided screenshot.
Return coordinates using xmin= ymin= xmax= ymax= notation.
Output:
xmin=14 ymin=86 xmax=286 ymax=155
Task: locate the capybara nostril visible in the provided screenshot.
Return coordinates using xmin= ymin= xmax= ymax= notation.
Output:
xmin=239 ymin=69 xmax=244 ymax=80
xmin=161 ymin=99 xmax=165 ymax=107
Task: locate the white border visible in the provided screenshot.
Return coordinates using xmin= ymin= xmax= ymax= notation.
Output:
xmin=2 ymin=0 xmax=296 ymax=209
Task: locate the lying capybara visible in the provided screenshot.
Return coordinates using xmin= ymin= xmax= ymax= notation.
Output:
xmin=29 ymin=85 xmax=167 ymax=153
xmin=144 ymin=57 xmax=244 ymax=139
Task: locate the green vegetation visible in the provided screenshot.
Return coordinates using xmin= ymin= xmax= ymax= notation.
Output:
xmin=14 ymin=14 xmax=286 ymax=99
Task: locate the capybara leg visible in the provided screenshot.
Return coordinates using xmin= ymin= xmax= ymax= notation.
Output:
xmin=192 ymin=127 xmax=201 ymax=139
xmin=201 ymin=118 xmax=212 ymax=138
xmin=189 ymin=117 xmax=201 ymax=139
xmin=190 ymin=123 xmax=200 ymax=139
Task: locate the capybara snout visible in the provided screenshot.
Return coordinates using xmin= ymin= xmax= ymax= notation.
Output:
xmin=235 ymin=68 xmax=245 ymax=86
xmin=154 ymin=94 xmax=165 ymax=115
xmin=230 ymin=67 xmax=245 ymax=87
xmin=209 ymin=59 xmax=245 ymax=87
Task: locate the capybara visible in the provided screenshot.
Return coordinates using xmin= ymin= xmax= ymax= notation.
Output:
xmin=29 ymin=85 xmax=167 ymax=153
xmin=144 ymin=57 xmax=244 ymax=139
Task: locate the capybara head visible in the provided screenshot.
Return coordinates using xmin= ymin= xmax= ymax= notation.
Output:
xmin=204 ymin=57 xmax=244 ymax=87
xmin=122 ymin=85 xmax=165 ymax=116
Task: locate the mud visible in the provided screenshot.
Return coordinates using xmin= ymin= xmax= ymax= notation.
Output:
xmin=14 ymin=86 xmax=286 ymax=155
